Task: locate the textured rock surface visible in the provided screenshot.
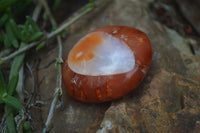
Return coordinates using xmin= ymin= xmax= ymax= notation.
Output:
xmin=25 ymin=0 xmax=200 ymax=132
xmin=97 ymin=70 xmax=200 ymax=132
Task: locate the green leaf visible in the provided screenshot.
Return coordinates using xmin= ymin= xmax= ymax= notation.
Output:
xmin=9 ymin=42 xmax=26 ymax=84
xmin=21 ymin=20 xmax=30 ymax=42
xmin=8 ymin=42 xmax=26 ymax=95
xmin=59 ymin=30 xmax=66 ymax=38
xmin=28 ymin=32 xmax=43 ymax=43
xmin=56 ymin=58 xmax=63 ymax=64
xmin=59 ymin=88 xmax=63 ymax=95
xmin=36 ymin=41 xmax=45 ymax=50
xmin=0 ymin=71 xmax=6 ymax=92
xmin=9 ymin=19 xmax=21 ymax=40
xmin=55 ymin=58 xmax=63 ymax=69
xmin=23 ymin=121 xmax=31 ymax=133
xmin=55 ymin=62 xmax=58 ymax=69
xmin=0 ymin=0 xmax=18 ymax=13
xmin=84 ymin=0 xmax=94 ymax=10
xmin=26 ymin=16 xmax=40 ymax=32
xmin=7 ymin=74 xmax=19 ymax=96
xmin=18 ymin=24 xmax=25 ymax=30
xmin=0 ymin=71 xmax=6 ymax=103
xmin=4 ymin=36 xmax=12 ymax=48
xmin=89 ymin=0 xmax=94 ymax=4
xmin=53 ymin=0 xmax=61 ymax=10
xmin=2 ymin=93 xmax=22 ymax=110
xmin=0 ymin=14 xmax=9 ymax=27
xmin=5 ymin=21 xmax=19 ymax=48
xmin=5 ymin=104 xmax=17 ymax=133
xmin=0 ymin=32 xmax=4 ymax=43
xmin=83 ymin=3 xmax=94 ymax=10
xmin=0 ymin=60 xmax=3 ymax=65
xmin=21 ymin=17 xmax=42 ymax=43
xmin=51 ymin=27 xmax=56 ymax=32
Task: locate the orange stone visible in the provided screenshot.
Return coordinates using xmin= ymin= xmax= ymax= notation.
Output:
xmin=62 ymin=26 xmax=153 ymax=103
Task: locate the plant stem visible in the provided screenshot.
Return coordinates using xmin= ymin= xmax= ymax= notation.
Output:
xmin=42 ymin=89 xmax=59 ymax=133
xmin=47 ymin=6 xmax=93 ymax=38
xmin=39 ymin=0 xmax=63 ymax=132
xmin=0 ymin=40 xmax=42 ymax=64
xmin=32 ymin=1 xmax=42 ymax=21
xmin=0 ymin=3 xmax=93 ymax=65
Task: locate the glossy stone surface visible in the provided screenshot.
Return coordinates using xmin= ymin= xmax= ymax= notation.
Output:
xmin=68 ymin=32 xmax=135 ymax=76
xmin=62 ymin=26 xmax=153 ymax=103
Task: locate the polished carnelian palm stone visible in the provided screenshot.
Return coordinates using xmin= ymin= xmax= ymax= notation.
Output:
xmin=62 ymin=26 xmax=152 ymax=103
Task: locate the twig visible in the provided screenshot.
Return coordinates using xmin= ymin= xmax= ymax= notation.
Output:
xmin=39 ymin=0 xmax=57 ymax=27
xmin=42 ymin=89 xmax=60 ymax=133
xmin=0 ymin=114 xmax=6 ymax=132
xmin=29 ymin=100 xmax=44 ymax=108
xmin=15 ymin=110 xmax=25 ymax=133
xmin=16 ymin=64 xmax=24 ymax=101
xmin=1 ymin=125 xmax=6 ymax=133
xmin=25 ymin=63 xmax=35 ymax=108
xmin=39 ymin=0 xmax=63 ymax=132
xmin=47 ymin=6 xmax=93 ymax=39
xmin=0 ymin=3 xmax=93 ymax=64
xmin=0 ymin=2 xmax=43 ymax=133
xmin=0 ymin=40 xmax=43 ymax=64
xmin=16 ymin=3 xmax=43 ymax=132
xmin=32 ymin=1 xmax=42 ymax=21
xmin=15 ymin=63 xmax=35 ymax=133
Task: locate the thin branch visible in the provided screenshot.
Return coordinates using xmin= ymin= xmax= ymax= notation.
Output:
xmin=0 ymin=3 xmax=93 ymax=64
xmin=56 ymin=36 xmax=62 ymax=88
xmin=42 ymin=89 xmax=59 ymax=133
xmin=15 ymin=3 xmax=42 ymax=132
xmin=16 ymin=64 xmax=24 ymax=101
xmin=0 ymin=114 xmax=6 ymax=132
xmin=25 ymin=63 xmax=35 ymax=108
xmin=32 ymin=1 xmax=42 ymax=21
xmin=47 ymin=6 xmax=93 ymax=39
xmin=40 ymin=0 xmax=63 ymax=132
xmin=15 ymin=110 xmax=25 ymax=133
xmin=0 ymin=40 xmax=43 ymax=64
xmin=39 ymin=0 xmax=57 ymax=27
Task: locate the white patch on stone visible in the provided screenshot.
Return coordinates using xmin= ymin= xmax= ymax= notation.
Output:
xmin=125 ymin=63 xmax=139 ymax=79
xmin=68 ymin=32 xmax=135 ymax=76
xmin=96 ymin=120 xmax=113 ymax=133
xmin=112 ymin=30 xmax=118 ymax=34
xmin=120 ymin=34 xmax=127 ymax=41
xmin=104 ymin=120 xmax=112 ymax=129
xmin=71 ymin=75 xmax=79 ymax=85
xmin=141 ymin=69 xmax=147 ymax=74
xmin=76 ymin=52 xmax=83 ymax=58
